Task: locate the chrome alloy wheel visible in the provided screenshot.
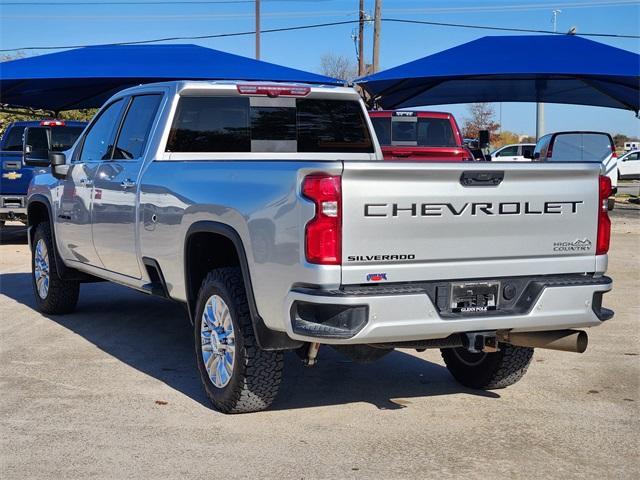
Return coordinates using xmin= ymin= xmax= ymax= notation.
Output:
xmin=201 ymin=295 xmax=236 ymax=388
xmin=34 ymin=238 xmax=50 ymax=300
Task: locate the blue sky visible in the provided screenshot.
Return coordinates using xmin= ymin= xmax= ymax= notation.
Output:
xmin=1 ymin=0 xmax=639 ymax=136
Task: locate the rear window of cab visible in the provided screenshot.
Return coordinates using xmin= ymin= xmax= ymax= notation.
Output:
xmin=370 ymin=116 xmax=457 ymax=147
xmin=166 ymin=96 xmax=374 ymax=153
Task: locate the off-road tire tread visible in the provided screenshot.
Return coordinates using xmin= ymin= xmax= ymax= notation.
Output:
xmin=441 ymin=343 xmax=534 ymax=389
xmin=32 ymin=222 xmax=79 ymax=314
xmin=196 ymin=267 xmax=283 ymax=413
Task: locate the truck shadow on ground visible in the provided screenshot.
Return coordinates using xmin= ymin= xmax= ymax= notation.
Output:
xmin=0 ymin=224 xmax=28 ymax=245
xmin=1 ymin=272 xmax=499 ymax=412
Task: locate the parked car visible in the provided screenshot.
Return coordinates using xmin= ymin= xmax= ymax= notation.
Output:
xmin=25 ymin=81 xmax=613 ymax=414
xmin=369 ymin=110 xmax=474 ymax=161
xmin=490 ymin=143 xmax=535 ymax=162
xmin=532 ymin=131 xmax=618 ymax=193
xmin=0 ymin=120 xmax=87 ymax=225
xmin=617 ymin=149 xmax=640 ymax=180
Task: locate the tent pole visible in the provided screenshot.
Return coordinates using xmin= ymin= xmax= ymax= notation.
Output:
xmin=536 ymin=102 xmax=545 ymax=140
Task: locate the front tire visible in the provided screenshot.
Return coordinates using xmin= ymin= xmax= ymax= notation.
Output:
xmin=441 ymin=344 xmax=533 ymax=389
xmin=31 ymin=222 xmax=80 ymax=314
xmin=194 ymin=267 xmax=283 ymax=413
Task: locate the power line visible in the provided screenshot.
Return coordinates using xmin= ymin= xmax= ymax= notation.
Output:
xmin=2 ymin=0 xmax=636 ymax=7
xmin=0 ymin=20 xmax=359 ymax=52
xmin=383 ymin=18 xmax=640 ymax=39
xmin=1 ymin=1 xmax=254 ymax=4
xmin=1 ymin=17 xmax=637 ymax=52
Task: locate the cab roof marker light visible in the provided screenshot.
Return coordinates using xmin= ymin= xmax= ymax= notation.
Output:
xmin=236 ymin=84 xmax=311 ymax=97
xmin=40 ymin=120 xmax=65 ymax=126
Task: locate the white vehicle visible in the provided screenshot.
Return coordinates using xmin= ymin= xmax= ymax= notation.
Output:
xmin=617 ymin=150 xmax=640 ymax=180
xmin=533 ymin=131 xmax=618 ymax=193
xmin=623 ymin=141 xmax=639 ymax=152
xmin=490 ymin=143 xmax=535 ymax=162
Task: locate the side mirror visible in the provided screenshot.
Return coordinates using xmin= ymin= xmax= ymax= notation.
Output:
xmin=533 ymin=152 xmax=541 ymax=160
xmin=478 ymin=130 xmax=490 ymax=149
xmin=23 ymin=127 xmax=52 ymax=166
xmin=49 ymin=152 xmax=68 ymax=179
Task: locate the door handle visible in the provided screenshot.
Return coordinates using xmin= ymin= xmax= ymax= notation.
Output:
xmin=79 ymin=178 xmax=93 ymax=187
xmin=120 ymin=179 xmax=136 ymax=190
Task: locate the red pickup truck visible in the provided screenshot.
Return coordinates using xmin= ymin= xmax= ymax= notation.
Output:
xmin=369 ymin=110 xmax=473 ymax=161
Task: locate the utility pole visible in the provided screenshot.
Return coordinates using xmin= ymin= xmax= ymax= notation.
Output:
xmin=372 ymin=0 xmax=382 ymax=73
xmin=255 ymin=0 xmax=261 ymax=60
xmin=358 ymin=0 xmax=365 ymax=76
xmin=537 ymin=9 xmax=561 ymax=139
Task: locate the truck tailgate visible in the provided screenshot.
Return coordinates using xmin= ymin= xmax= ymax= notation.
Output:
xmin=1 ymin=152 xmax=33 ymax=195
xmin=341 ymin=162 xmax=601 ymax=285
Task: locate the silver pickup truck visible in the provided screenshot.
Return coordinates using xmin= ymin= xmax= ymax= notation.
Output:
xmin=24 ymin=81 xmax=614 ymax=413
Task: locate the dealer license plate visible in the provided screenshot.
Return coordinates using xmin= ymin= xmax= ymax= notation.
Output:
xmin=450 ymin=281 xmax=500 ymax=313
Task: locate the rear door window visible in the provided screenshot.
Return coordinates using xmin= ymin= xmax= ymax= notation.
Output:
xmin=166 ymin=96 xmax=373 ymax=153
xmin=496 ymin=145 xmax=519 ymax=157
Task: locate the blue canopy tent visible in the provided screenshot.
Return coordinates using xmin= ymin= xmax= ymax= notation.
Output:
xmin=356 ymin=35 xmax=640 ymax=114
xmin=0 ymin=44 xmax=343 ymax=112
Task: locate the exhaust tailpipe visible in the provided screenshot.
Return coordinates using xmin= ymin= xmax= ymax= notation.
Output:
xmin=498 ymin=330 xmax=588 ymax=353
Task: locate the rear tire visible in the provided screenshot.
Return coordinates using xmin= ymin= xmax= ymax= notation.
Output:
xmin=194 ymin=267 xmax=283 ymax=413
xmin=441 ymin=344 xmax=533 ymax=389
xmin=31 ymin=222 xmax=80 ymax=314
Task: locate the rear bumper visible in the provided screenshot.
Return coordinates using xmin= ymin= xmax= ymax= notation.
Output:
xmin=0 ymin=195 xmax=27 ymax=219
xmin=284 ymin=275 xmax=613 ymax=344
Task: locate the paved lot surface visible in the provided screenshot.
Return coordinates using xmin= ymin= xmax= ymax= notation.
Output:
xmin=1 ymin=207 xmax=639 ymax=480
xmin=618 ymin=181 xmax=640 ymax=197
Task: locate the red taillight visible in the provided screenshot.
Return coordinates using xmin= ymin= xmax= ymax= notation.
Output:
xmin=302 ymin=174 xmax=341 ymax=265
xmin=40 ymin=120 xmax=65 ymax=126
xmin=546 ymin=141 xmax=554 ymax=159
xmin=596 ymin=175 xmax=612 ymax=255
xmin=237 ymin=84 xmax=310 ymax=97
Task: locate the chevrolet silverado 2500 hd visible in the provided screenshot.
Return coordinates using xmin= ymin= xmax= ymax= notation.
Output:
xmin=0 ymin=120 xmax=86 ymax=225
xmin=25 ymin=81 xmax=613 ymax=413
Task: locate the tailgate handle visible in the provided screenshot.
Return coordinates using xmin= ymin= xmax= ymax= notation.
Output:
xmin=3 ymin=160 xmax=21 ymax=170
xmin=460 ymin=171 xmax=504 ymax=187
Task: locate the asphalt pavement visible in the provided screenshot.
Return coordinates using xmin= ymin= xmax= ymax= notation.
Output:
xmin=1 ymin=208 xmax=638 ymax=479
xmin=618 ymin=180 xmax=640 ymax=197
